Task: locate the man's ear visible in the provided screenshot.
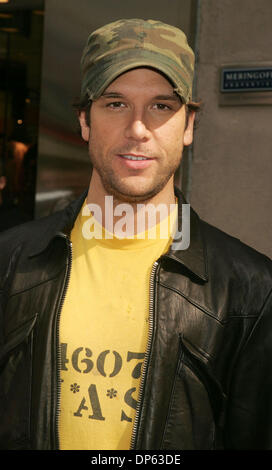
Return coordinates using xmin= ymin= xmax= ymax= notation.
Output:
xmin=183 ymin=111 xmax=195 ymax=146
xmin=78 ymin=111 xmax=90 ymax=142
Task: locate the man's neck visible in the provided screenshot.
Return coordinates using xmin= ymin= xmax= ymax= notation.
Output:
xmin=86 ymin=173 xmax=176 ymax=237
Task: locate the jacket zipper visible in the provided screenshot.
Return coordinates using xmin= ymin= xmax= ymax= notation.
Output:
xmin=54 ymin=235 xmax=73 ymax=450
xmin=130 ymin=260 xmax=159 ymax=449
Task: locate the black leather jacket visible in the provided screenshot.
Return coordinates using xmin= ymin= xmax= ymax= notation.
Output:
xmin=1 ymin=188 xmax=272 ymax=450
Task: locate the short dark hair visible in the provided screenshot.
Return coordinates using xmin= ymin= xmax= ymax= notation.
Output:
xmin=73 ymin=95 xmax=91 ymax=126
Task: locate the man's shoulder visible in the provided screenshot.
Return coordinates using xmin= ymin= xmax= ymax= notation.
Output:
xmin=201 ymin=217 xmax=272 ymax=280
xmin=0 ymin=212 xmax=66 ymax=285
xmin=0 ymin=191 xmax=87 ymax=259
xmin=176 ymin=187 xmax=272 ymax=280
xmin=0 ymin=210 xmax=64 ymax=251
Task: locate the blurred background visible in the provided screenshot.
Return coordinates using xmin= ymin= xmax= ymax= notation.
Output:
xmin=0 ymin=0 xmax=271 ymax=259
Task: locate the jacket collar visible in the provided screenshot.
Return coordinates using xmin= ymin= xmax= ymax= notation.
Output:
xmin=29 ymin=190 xmax=88 ymax=257
xmin=166 ymin=187 xmax=208 ymax=282
xmin=29 ymin=187 xmax=208 ymax=281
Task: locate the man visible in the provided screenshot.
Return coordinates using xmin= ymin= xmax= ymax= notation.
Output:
xmin=0 ymin=18 xmax=272 ymax=451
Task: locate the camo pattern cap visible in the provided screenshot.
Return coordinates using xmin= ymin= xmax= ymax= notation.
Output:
xmin=80 ymin=18 xmax=195 ymax=104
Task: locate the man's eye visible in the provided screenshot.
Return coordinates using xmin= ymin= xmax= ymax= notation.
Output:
xmin=153 ymin=103 xmax=171 ymax=111
xmin=106 ymin=102 xmax=125 ymax=108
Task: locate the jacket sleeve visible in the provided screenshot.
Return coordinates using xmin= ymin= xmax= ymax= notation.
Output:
xmin=0 ymin=232 xmax=23 ymax=346
xmin=224 ymin=288 xmax=272 ymax=449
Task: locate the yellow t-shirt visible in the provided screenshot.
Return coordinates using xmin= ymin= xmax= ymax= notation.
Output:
xmin=59 ymin=200 xmax=177 ymax=450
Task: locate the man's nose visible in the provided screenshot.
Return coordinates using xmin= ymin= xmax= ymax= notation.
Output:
xmin=124 ymin=111 xmax=151 ymax=141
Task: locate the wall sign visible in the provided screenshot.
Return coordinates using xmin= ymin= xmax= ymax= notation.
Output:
xmin=219 ymin=64 xmax=272 ymax=106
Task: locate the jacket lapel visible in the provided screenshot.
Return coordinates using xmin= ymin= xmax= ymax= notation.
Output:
xmin=166 ymin=187 xmax=208 ymax=282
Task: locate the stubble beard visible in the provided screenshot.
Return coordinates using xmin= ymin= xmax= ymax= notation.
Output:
xmin=88 ymin=144 xmax=181 ymax=205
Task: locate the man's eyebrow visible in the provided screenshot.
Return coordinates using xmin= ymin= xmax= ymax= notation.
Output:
xmin=101 ymin=92 xmax=124 ymax=98
xmin=101 ymin=92 xmax=181 ymax=101
xmin=153 ymin=94 xmax=181 ymax=102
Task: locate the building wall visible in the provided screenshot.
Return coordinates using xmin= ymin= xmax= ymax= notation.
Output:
xmin=190 ymin=0 xmax=272 ymax=258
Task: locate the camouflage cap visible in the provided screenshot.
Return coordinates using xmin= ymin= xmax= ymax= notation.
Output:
xmin=80 ymin=18 xmax=195 ymax=104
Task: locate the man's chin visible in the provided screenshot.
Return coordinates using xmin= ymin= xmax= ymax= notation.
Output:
xmin=103 ymin=182 xmax=164 ymax=204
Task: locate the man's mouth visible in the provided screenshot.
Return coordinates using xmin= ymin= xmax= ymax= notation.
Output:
xmin=119 ymin=154 xmax=151 ymax=161
xmin=117 ymin=153 xmax=154 ymax=170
